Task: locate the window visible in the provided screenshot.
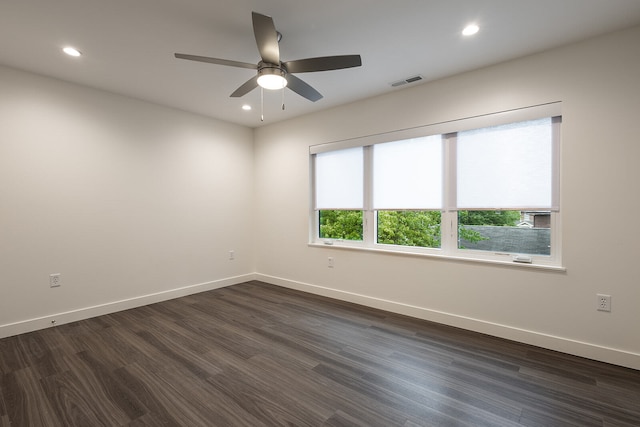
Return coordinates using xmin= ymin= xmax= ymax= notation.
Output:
xmin=314 ymin=147 xmax=363 ymax=242
xmin=373 ymin=135 xmax=442 ymax=248
xmin=311 ymin=103 xmax=562 ymax=267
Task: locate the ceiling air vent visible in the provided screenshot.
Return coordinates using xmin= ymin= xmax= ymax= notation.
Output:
xmin=390 ymin=75 xmax=423 ymax=87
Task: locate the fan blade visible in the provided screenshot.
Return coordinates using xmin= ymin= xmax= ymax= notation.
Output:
xmin=252 ymin=12 xmax=280 ymax=65
xmin=286 ymin=74 xmax=323 ymax=102
xmin=230 ymin=76 xmax=259 ymax=97
xmin=175 ymin=53 xmax=257 ymax=70
xmin=283 ymin=55 xmax=362 ymax=73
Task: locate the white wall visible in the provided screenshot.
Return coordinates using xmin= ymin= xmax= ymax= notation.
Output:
xmin=0 ymin=66 xmax=255 ymax=337
xmin=253 ymin=25 xmax=640 ymax=369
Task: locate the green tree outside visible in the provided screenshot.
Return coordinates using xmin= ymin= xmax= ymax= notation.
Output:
xmin=319 ymin=210 xmax=363 ymax=240
xmin=377 ymin=211 xmax=441 ymax=248
xmin=319 ymin=209 xmax=520 ymax=247
xmin=458 ymin=210 xmax=520 ymax=226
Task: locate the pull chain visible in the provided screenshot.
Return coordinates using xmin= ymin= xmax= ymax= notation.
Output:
xmin=282 ymin=86 xmax=285 ymax=110
xmin=260 ymin=87 xmax=264 ymax=122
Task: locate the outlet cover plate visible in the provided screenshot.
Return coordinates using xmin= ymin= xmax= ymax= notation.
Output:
xmin=50 ymin=273 xmax=61 ymax=288
xmin=597 ymin=294 xmax=611 ymax=312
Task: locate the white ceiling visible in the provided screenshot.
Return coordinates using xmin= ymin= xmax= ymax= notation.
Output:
xmin=2 ymin=1 xmax=640 ymax=128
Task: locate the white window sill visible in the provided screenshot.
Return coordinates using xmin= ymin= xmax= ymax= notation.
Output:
xmin=308 ymin=242 xmax=566 ymax=272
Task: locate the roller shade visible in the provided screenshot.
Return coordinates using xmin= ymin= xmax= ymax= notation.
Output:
xmin=373 ymin=136 xmax=442 ymax=210
xmin=314 ymin=147 xmax=363 ymax=210
xmin=455 ymin=117 xmax=558 ymax=210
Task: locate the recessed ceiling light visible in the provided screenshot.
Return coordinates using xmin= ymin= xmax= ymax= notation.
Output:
xmin=462 ymin=24 xmax=479 ymax=36
xmin=62 ymin=47 xmax=82 ymax=57
xmin=242 ymin=105 xmax=252 ymax=111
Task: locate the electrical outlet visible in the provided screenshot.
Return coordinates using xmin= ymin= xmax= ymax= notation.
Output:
xmin=49 ymin=273 xmax=61 ymax=288
xmin=229 ymin=250 xmax=235 ymax=260
xmin=597 ymin=294 xmax=611 ymax=312
xmin=328 ymin=257 xmax=335 ymax=268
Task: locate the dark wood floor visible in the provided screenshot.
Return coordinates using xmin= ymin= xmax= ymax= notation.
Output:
xmin=1 ymin=281 xmax=639 ymax=426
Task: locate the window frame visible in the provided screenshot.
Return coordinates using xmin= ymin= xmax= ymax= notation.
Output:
xmin=309 ymin=103 xmax=563 ymax=269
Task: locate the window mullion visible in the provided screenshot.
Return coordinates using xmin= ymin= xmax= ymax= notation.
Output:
xmin=363 ymin=145 xmax=374 ymax=247
xmin=442 ymin=133 xmax=457 ymax=255
xmin=440 ymin=211 xmax=457 ymax=255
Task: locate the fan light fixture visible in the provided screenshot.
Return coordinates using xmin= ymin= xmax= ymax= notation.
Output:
xmin=257 ymin=67 xmax=287 ymax=90
xmin=174 ymin=11 xmax=362 ymax=121
xmin=63 ymin=47 xmax=82 ymax=57
xmin=462 ymin=24 xmax=479 ymax=36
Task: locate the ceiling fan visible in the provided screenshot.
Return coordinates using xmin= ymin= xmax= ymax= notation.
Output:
xmin=175 ymin=11 xmax=362 ymax=102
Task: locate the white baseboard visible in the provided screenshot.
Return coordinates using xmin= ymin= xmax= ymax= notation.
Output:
xmin=5 ymin=271 xmax=638 ymax=371
xmin=255 ymin=273 xmax=640 ymax=371
xmin=0 ymin=273 xmax=256 ymax=339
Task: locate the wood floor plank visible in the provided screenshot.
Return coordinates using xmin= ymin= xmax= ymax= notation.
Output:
xmin=339 ymin=346 xmax=524 ymax=423
xmin=74 ymin=351 xmax=146 ymax=420
xmin=111 ymin=365 xmax=182 ymax=426
xmin=118 ymin=363 xmax=219 ymax=426
xmin=0 ymin=337 xmax=28 ymax=376
xmin=2 ymin=368 xmax=61 ymax=427
xmin=134 ymin=329 xmax=223 ymax=379
xmin=322 ymin=409 xmax=371 ymax=427
xmin=41 ymin=370 xmax=116 ymax=427
xmin=248 ymin=353 xmax=410 ymax=427
xmin=1 ymin=280 xmax=639 ymax=426
xmin=47 ymin=353 xmax=132 ymax=425
xmin=207 ymin=370 xmax=323 ymax=426
xmin=151 ymin=364 xmax=268 ymax=427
